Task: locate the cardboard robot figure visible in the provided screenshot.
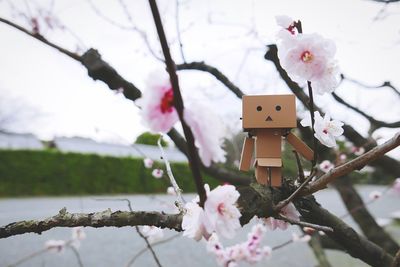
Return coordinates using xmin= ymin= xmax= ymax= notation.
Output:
xmin=239 ymin=94 xmax=314 ymax=187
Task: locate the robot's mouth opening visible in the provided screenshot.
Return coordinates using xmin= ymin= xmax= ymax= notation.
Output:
xmin=265 ymin=116 xmax=273 ymax=121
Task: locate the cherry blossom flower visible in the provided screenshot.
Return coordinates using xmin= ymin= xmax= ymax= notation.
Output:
xmin=152 ymin=168 xmax=164 ymax=179
xmin=72 ymin=227 xmax=86 ymax=241
xmin=166 ymin=186 xmax=176 ymax=195
xmin=182 ymin=202 xmax=208 ymax=241
xmin=276 ymin=15 xmax=296 ymax=35
xmin=140 ymin=226 xmax=164 ymax=243
xmin=352 ymin=146 xmax=365 ymax=156
xmin=138 ymin=70 xmax=179 ymax=133
xmin=203 ymin=185 xmax=241 ymax=239
xmin=319 ymin=160 xmax=334 ymax=173
xmin=301 ymin=111 xmax=344 ymax=147
xmin=275 ymin=17 xmax=340 ymax=95
xmin=369 ymin=190 xmax=382 ymax=200
xmin=143 ymin=158 xmax=154 ymax=169
xmin=391 ymin=178 xmax=400 ymax=195
xmin=184 ymin=101 xmax=226 ymax=167
xmin=45 ymin=240 xmax=66 ymax=253
xmin=264 ymin=202 xmax=300 ymax=231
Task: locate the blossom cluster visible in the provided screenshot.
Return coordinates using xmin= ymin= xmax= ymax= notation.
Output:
xmin=206 ymin=224 xmax=272 ymax=267
xmin=182 ymin=184 xmax=241 ymax=240
xmin=276 ymin=15 xmax=340 ymax=95
xmin=139 ymin=70 xmax=226 ymax=167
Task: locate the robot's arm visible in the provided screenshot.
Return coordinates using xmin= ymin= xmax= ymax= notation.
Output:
xmin=239 ymin=136 xmax=255 ymax=171
xmin=286 ymin=132 xmax=314 ymax=161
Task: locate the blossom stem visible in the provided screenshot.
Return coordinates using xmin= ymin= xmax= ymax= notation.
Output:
xmin=157 ymin=135 xmax=185 ymax=211
xmin=148 ymin=0 xmax=207 ymax=206
xmin=307 ymin=81 xmax=319 ymax=167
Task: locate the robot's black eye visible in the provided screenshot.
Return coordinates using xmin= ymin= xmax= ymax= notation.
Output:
xmin=275 ymin=105 xmax=281 ymax=111
xmin=256 ymin=106 xmax=262 ymax=111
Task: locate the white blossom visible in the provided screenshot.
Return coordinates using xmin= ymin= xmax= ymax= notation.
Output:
xmin=138 ymin=70 xmax=178 ymax=133
xmin=152 ymin=168 xmax=164 ymax=179
xmin=184 ymin=101 xmax=226 ymax=167
xmin=203 ymin=185 xmax=241 ymax=239
xmin=301 ymin=111 xmax=344 ymax=147
xmin=264 ymin=202 xmax=300 ymax=231
xmin=140 ymin=226 xmax=164 ymax=243
xmin=143 ymin=158 xmax=154 ymax=169
xmin=319 ymin=160 xmax=334 ymax=173
xmin=45 ymin=240 xmax=66 ymax=253
xmin=166 ymin=186 xmax=176 ymax=195
xmin=182 ymin=202 xmax=207 ymax=241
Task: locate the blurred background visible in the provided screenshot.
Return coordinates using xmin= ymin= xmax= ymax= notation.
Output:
xmin=0 ymin=0 xmax=399 ymax=266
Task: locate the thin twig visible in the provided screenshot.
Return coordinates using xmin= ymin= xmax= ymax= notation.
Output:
xmin=148 ymin=0 xmax=207 ymax=207
xmin=274 ymin=173 xmax=314 ymax=211
xmin=392 ymin=249 xmax=400 ymax=267
xmin=7 ymin=248 xmax=47 ymax=267
xmin=157 ymin=135 xmax=185 ymax=211
xmin=293 ymin=150 xmax=305 ymax=183
xmin=125 ymin=234 xmax=180 ymax=267
xmin=94 ymin=198 xmax=163 ymax=267
xmin=278 ymin=215 xmax=333 ymax=232
xmin=70 ymin=246 xmax=84 ymax=267
xmin=307 ymin=81 xmax=318 ymax=167
xmin=175 ymin=0 xmax=186 ymax=62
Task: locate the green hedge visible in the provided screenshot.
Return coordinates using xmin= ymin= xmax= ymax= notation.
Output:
xmin=0 ymin=150 xmax=220 ymax=197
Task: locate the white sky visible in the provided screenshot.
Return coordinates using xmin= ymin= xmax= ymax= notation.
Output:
xmin=0 ymin=0 xmax=399 ymax=157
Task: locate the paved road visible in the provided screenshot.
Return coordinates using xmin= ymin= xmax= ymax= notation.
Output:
xmin=0 ymin=186 xmax=399 ymax=267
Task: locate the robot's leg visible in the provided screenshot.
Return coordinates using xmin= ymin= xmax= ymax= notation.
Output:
xmin=255 ymin=164 xmax=268 ymax=185
xmin=270 ymin=167 xmax=282 ymax=187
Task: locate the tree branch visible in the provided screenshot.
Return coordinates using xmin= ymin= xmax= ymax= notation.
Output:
xmin=303 ymin=132 xmax=400 ymax=195
xmin=148 ymin=0 xmax=206 ymax=206
xmin=295 ymin=196 xmax=394 ymax=267
xmin=176 ymin=61 xmax=244 ymax=98
xmin=0 ymin=208 xmax=183 ymax=239
xmin=332 ymin=92 xmax=400 ymax=130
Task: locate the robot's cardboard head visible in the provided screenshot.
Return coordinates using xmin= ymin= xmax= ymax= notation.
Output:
xmin=242 ymin=94 xmax=297 ymax=130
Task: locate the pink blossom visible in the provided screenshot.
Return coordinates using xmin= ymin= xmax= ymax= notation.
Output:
xmin=72 ymin=227 xmax=86 ymax=241
xmin=143 ymin=158 xmax=154 ymax=168
xmin=138 ymin=71 xmax=179 ymax=133
xmin=152 ymin=168 xmax=164 ymax=179
xmin=264 ymin=202 xmax=300 ymax=231
xmin=45 ymin=240 xmax=66 ymax=253
xmin=203 ymin=185 xmax=241 ymax=239
xmin=206 ymin=224 xmax=271 ymax=266
xmin=392 ymin=178 xmax=400 ymax=195
xmin=140 ymin=226 xmax=164 ymax=243
xmin=166 ymin=186 xmax=176 ymax=195
xmin=184 ymin=101 xmax=226 ymax=167
xmin=319 ymin=160 xmax=334 ymax=173
xmin=275 ymin=15 xmax=296 ymax=35
xmin=301 ymin=111 xmax=344 ymax=147
xmin=182 ymin=202 xmax=208 ymax=241
xmin=369 ymin=190 xmax=382 ymax=200
xmin=352 ymin=146 xmax=365 ymax=156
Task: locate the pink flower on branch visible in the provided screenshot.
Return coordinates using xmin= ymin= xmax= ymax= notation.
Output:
xmin=264 ymin=202 xmax=300 ymax=231
xmin=276 ymin=17 xmax=340 ymax=95
xmin=184 ymin=101 xmax=226 ymax=167
xmin=152 ymin=168 xmax=164 ymax=178
xmin=143 ymin=158 xmax=154 ymax=169
xmin=319 ymin=160 xmax=334 ymax=173
xmin=182 ymin=184 xmax=241 ymax=240
xmin=301 ymin=111 xmax=344 ymax=148
xmin=139 ymin=71 xmax=179 ymax=133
